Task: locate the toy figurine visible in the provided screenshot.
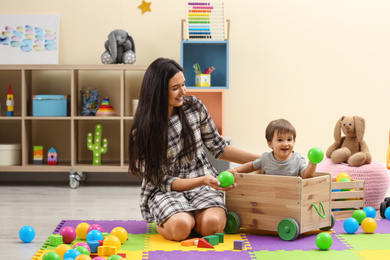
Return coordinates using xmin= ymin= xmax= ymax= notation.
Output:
xmin=33 ymin=146 xmax=43 ymax=165
xmin=47 ymin=147 xmax=58 ymax=165
xmin=101 ymin=29 xmax=136 ymax=64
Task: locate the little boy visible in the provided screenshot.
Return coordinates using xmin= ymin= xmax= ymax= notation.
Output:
xmin=230 ymin=119 xmax=316 ymax=179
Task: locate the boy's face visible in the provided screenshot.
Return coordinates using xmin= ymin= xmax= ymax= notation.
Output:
xmin=268 ymin=131 xmax=295 ymax=161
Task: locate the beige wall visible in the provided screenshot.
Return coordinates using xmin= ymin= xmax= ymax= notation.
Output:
xmin=4 ymin=0 xmax=390 ymax=164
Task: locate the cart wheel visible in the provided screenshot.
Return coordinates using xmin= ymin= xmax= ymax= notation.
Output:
xmin=224 ymin=212 xmax=241 ymax=234
xmin=320 ymin=212 xmax=336 ymax=231
xmin=278 ymin=218 xmax=300 ymax=241
xmin=385 ymin=197 xmax=390 ymax=207
xmin=78 ymin=172 xmax=87 ymax=182
xmin=380 ymin=201 xmax=387 ymax=218
xmin=69 ymin=176 xmax=79 ymax=189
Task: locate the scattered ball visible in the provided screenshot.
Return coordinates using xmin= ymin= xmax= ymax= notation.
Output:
xmin=42 ymin=251 xmax=61 ymax=260
xmin=75 ymin=245 xmax=90 ymax=256
xmin=343 ymin=217 xmax=359 ymax=234
xmin=218 ymin=171 xmax=235 ymax=187
xmin=361 ymin=217 xmax=377 ymax=233
xmin=60 ymin=226 xmax=77 ymax=244
xmin=307 ymin=147 xmax=324 ymax=164
xmin=363 ymin=206 xmax=376 ymax=219
xmin=75 ymin=255 xmax=92 ymax=260
xmin=87 ymin=224 xmax=104 ymax=233
xmin=315 ymin=232 xmax=333 ymax=250
xmin=103 ymin=235 xmax=121 ymax=251
xmin=76 ymin=222 xmax=90 ymax=240
xmin=86 ymin=229 xmax=103 ymax=242
xmin=73 ymin=242 xmax=91 ymax=253
xmin=63 ymin=249 xmax=81 ymax=259
xmin=339 ymin=178 xmax=351 ymax=191
xmin=55 ymin=244 xmax=72 ymax=259
xmin=19 ymin=226 xmax=35 ymax=243
xmin=107 ymin=255 xmax=123 ymax=260
xmin=385 ymin=207 xmax=390 ymax=220
xmin=111 ymin=227 xmax=128 ymax=244
xmin=352 ymin=209 xmax=367 ymax=225
xmin=336 ymin=172 xmax=350 ymax=182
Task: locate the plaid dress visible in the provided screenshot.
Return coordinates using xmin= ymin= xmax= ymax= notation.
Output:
xmin=139 ymin=95 xmax=227 ymax=225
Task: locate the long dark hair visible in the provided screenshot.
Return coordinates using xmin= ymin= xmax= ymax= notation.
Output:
xmin=129 ymin=58 xmax=196 ymax=188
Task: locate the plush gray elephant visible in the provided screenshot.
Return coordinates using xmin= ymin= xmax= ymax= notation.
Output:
xmin=101 ymin=29 xmax=136 ymax=64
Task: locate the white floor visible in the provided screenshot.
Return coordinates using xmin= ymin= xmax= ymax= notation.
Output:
xmin=1 ymin=174 xmax=390 ymax=260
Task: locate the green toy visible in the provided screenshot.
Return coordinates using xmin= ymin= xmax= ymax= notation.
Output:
xmin=87 ymin=123 xmax=108 ymax=165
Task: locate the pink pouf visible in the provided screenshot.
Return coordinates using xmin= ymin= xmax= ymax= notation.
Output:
xmin=317 ymin=158 xmax=389 ymax=210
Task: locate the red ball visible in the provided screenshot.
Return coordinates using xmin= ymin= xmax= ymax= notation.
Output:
xmin=59 ymin=226 xmax=77 ymax=244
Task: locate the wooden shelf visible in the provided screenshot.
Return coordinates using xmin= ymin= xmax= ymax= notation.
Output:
xmin=0 ymin=64 xmax=147 ymax=187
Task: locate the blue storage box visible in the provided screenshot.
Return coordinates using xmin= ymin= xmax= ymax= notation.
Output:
xmin=33 ymin=95 xmax=68 ymax=117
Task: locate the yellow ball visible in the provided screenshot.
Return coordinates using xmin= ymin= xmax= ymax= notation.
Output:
xmin=103 ymin=235 xmax=121 ymax=251
xmin=76 ymin=222 xmax=90 ymax=240
xmin=75 ymin=255 xmax=92 ymax=260
xmin=111 ymin=227 xmax=128 ymax=244
xmin=337 ymin=172 xmax=351 ymax=182
xmin=54 ymin=244 xmax=72 ymax=258
xmin=361 ymin=217 xmax=377 ymax=233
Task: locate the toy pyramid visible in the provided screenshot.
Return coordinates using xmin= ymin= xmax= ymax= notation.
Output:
xmin=96 ymin=97 xmax=116 ymax=116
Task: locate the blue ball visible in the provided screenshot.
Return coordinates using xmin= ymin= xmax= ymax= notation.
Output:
xmin=62 ymin=249 xmax=81 ymax=259
xmin=343 ymin=217 xmax=359 ymax=234
xmin=363 ymin=206 xmax=376 ymax=219
xmin=19 ymin=226 xmax=35 ymax=243
xmin=86 ymin=229 xmax=103 ymax=242
xmin=385 ymin=207 xmax=390 ymax=220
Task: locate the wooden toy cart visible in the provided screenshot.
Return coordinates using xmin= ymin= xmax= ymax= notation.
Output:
xmin=224 ymin=171 xmax=335 ymax=240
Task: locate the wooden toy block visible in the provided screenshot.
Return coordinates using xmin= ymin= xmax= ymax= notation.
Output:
xmin=88 ymin=241 xmax=100 ymax=253
xmin=216 ymin=233 xmax=224 ymax=243
xmin=197 ymin=238 xmax=214 ymax=249
xmin=194 ymin=239 xmax=199 ymax=246
xmin=181 ymin=238 xmax=199 ymax=246
xmin=203 ymin=235 xmax=219 ymax=246
xmin=97 ymin=245 xmax=117 ymax=257
xmin=234 ymin=240 xmax=245 ymax=250
xmin=48 ymin=234 xmax=63 ymax=247
xmin=33 ymin=146 xmax=44 ymax=165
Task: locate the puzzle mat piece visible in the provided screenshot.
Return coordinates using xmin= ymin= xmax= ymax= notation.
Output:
xmin=251 ymin=249 xmax=360 ymax=260
xmin=338 ymin=233 xmax=390 ymax=251
xmin=145 ymin=250 xmax=254 ymax=260
xmin=354 ymin=249 xmax=390 ymax=260
xmin=33 ymin=249 xmax=144 ymax=260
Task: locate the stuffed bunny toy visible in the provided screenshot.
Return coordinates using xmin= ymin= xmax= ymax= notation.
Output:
xmin=101 ymin=29 xmax=136 ymax=64
xmin=326 ymin=116 xmax=372 ymax=167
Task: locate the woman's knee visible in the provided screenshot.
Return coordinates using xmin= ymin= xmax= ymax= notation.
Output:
xmin=159 ymin=212 xmax=195 ymax=241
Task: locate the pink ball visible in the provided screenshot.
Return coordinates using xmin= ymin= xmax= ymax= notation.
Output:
xmin=92 ymin=258 xmax=105 ymax=260
xmin=87 ymin=224 xmax=103 ymax=233
xmin=73 ymin=242 xmax=91 ymax=253
xmin=59 ymin=226 xmax=77 ymax=244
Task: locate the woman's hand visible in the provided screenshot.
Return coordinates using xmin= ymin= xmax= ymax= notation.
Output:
xmin=203 ymin=174 xmax=237 ymax=191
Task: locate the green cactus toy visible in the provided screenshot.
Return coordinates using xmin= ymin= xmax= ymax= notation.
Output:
xmin=87 ymin=123 xmax=108 ymax=165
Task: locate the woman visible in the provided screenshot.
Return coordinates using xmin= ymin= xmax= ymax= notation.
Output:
xmin=129 ymin=58 xmax=259 ymax=241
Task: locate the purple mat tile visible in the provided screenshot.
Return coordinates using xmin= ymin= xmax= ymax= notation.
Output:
xmin=147 ymin=250 xmax=253 ymax=260
xmin=331 ymin=218 xmax=390 ymax=234
xmin=53 ymin=220 xmax=148 ymax=235
xmin=245 ymin=232 xmax=349 ymax=251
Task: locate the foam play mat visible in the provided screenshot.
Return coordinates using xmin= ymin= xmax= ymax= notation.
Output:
xmin=32 ymin=219 xmax=390 ymax=260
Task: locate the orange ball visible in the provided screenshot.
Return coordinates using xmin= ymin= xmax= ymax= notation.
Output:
xmin=54 ymin=244 xmax=72 ymax=258
xmin=111 ymin=227 xmax=128 ymax=244
xmin=103 ymin=235 xmax=121 ymax=251
xmin=76 ymin=222 xmax=90 ymax=240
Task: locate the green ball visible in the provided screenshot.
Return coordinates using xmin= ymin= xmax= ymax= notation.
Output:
xmin=308 ymin=147 xmax=324 ymax=164
xmin=107 ymin=255 xmax=123 ymax=260
xmin=352 ymin=209 xmax=367 ymax=224
xmin=339 ymin=177 xmax=351 ymax=191
xmin=42 ymin=251 xmax=61 ymax=260
xmin=75 ymin=246 xmax=90 ymax=256
xmin=217 ymin=171 xmax=235 ymax=188
xmin=315 ymin=232 xmax=333 ymax=250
